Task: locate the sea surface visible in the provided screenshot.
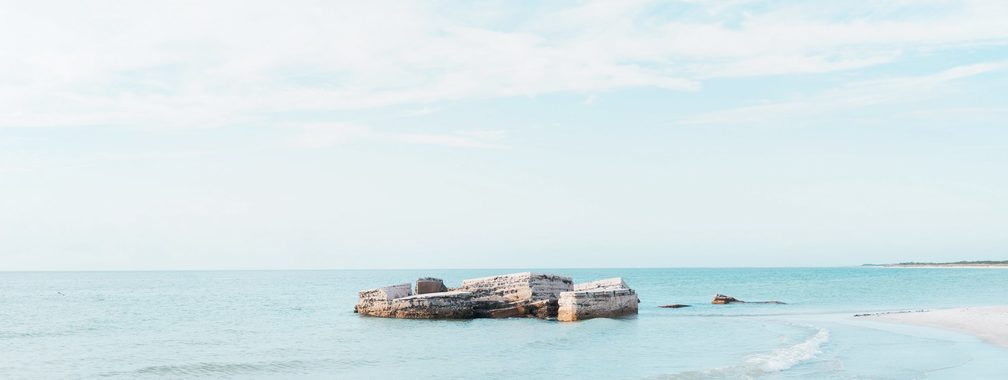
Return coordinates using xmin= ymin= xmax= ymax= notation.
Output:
xmin=2 ymin=268 xmax=1007 ymax=379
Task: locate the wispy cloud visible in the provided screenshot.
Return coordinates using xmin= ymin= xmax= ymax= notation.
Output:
xmin=402 ymin=106 xmax=440 ymax=117
xmin=0 ymin=163 xmax=33 ymax=174
xmin=286 ymin=123 xmax=506 ymax=150
xmin=1 ymin=1 xmax=1006 ymax=129
xmin=681 ymin=62 xmax=1007 ymax=125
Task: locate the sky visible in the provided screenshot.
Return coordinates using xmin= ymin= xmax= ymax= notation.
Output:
xmin=2 ymin=0 xmax=1007 ymax=270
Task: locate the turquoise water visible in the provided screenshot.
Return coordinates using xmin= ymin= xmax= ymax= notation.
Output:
xmin=1 ymin=268 xmax=1007 ymax=379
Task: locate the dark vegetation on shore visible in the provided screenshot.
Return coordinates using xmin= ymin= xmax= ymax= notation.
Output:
xmin=863 ymin=260 xmax=1008 ymax=266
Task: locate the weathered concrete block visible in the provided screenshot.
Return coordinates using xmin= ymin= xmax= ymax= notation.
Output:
xmin=573 ymin=277 xmax=628 ymax=292
xmin=356 ymin=283 xmax=474 ymax=319
xmin=557 ymin=279 xmax=639 ymax=322
xmin=386 ymin=291 xmax=474 ymax=319
xmin=557 ymin=289 xmax=639 ymax=321
xmin=416 ymin=277 xmax=448 ymax=294
xmin=459 ymin=272 xmax=572 ymax=304
xmin=525 ymin=299 xmax=559 ymax=319
xmin=354 ymin=283 xmax=412 ymax=316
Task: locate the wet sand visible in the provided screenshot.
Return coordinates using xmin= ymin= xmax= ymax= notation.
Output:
xmin=867 ymin=306 xmax=1008 ymax=348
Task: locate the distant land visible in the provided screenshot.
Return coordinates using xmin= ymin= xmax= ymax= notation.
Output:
xmin=863 ymin=260 xmax=1008 ymax=268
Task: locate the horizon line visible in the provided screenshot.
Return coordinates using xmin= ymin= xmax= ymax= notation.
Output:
xmin=0 ymin=265 xmax=884 ymax=273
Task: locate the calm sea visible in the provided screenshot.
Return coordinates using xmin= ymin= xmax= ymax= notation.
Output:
xmin=2 ymin=268 xmax=1007 ymax=379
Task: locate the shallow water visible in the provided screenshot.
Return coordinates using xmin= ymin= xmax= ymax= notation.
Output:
xmin=1 ymin=268 xmax=1007 ymax=379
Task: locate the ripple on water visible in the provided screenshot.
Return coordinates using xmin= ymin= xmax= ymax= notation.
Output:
xmin=102 ymin=360 xmax=315 ymax=378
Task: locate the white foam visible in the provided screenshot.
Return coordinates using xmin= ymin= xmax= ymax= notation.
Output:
xmin=654 ymin=328 xmax=830 ymax=379
xmin=745 ymin=328 xmax=829 ymax=372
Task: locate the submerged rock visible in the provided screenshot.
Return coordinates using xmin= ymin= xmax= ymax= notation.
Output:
xmin=557 ymin=278 xmax=640 ymax=322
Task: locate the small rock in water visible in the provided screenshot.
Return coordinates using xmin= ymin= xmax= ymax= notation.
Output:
xmin=711 ymin=293 xmax=743 ymax=304
xmin=711 ymin=294 xmax=785 ymax=305
xmin=658 ymin=304 xmax=691 ymax=308
xmin=713 ymin=292 xmax=782 ymax=304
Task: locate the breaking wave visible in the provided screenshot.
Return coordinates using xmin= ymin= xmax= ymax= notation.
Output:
xmin=653 ymin=328 xmax=830 ymax=379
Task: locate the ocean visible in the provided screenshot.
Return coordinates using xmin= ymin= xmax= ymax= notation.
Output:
xmin=2 ymin=268 xmax=1006 ymax=379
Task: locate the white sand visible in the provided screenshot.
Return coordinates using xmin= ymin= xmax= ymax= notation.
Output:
xmin=869 ymin=307 xmax=1008 ymax=348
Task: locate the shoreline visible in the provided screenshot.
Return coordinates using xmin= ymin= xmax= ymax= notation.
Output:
xmin=863 ymin=306 xmax=1008 ymax=348
xmin=868 ymin=264 xmax=1008 ymax=268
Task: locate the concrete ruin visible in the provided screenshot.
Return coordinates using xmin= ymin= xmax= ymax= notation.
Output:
xmin=415 ymin=277 xmax=448 ymax=294
xmin=354 ymin=272 xmax=639 ymax=322
xmin=557 ymin=278 xmax=640 ymax=321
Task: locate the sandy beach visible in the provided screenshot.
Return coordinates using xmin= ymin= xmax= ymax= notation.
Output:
xmin=867 ymin=306 xmax=1008 ymax=348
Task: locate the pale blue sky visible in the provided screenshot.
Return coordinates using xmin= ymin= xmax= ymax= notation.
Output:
xmin=2 ymin=0 xmax=1007 ymax=270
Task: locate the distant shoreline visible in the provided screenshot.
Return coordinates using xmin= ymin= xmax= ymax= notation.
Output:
xmin=872 ymin=264 xmax=1008 ymax=268
xmin=863 ymin=261 xmax=1008 ymax=268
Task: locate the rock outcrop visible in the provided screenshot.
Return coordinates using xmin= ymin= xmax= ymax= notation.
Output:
xmin=712 ymin=293 xmax=742 ymax=304
xmin=711 ymin=294 xmax=786 ymax=305
xmin=557 ymin=278 xmax=640 ymax=322
xmin=355 ymin=272 xmax=637 ymax=322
